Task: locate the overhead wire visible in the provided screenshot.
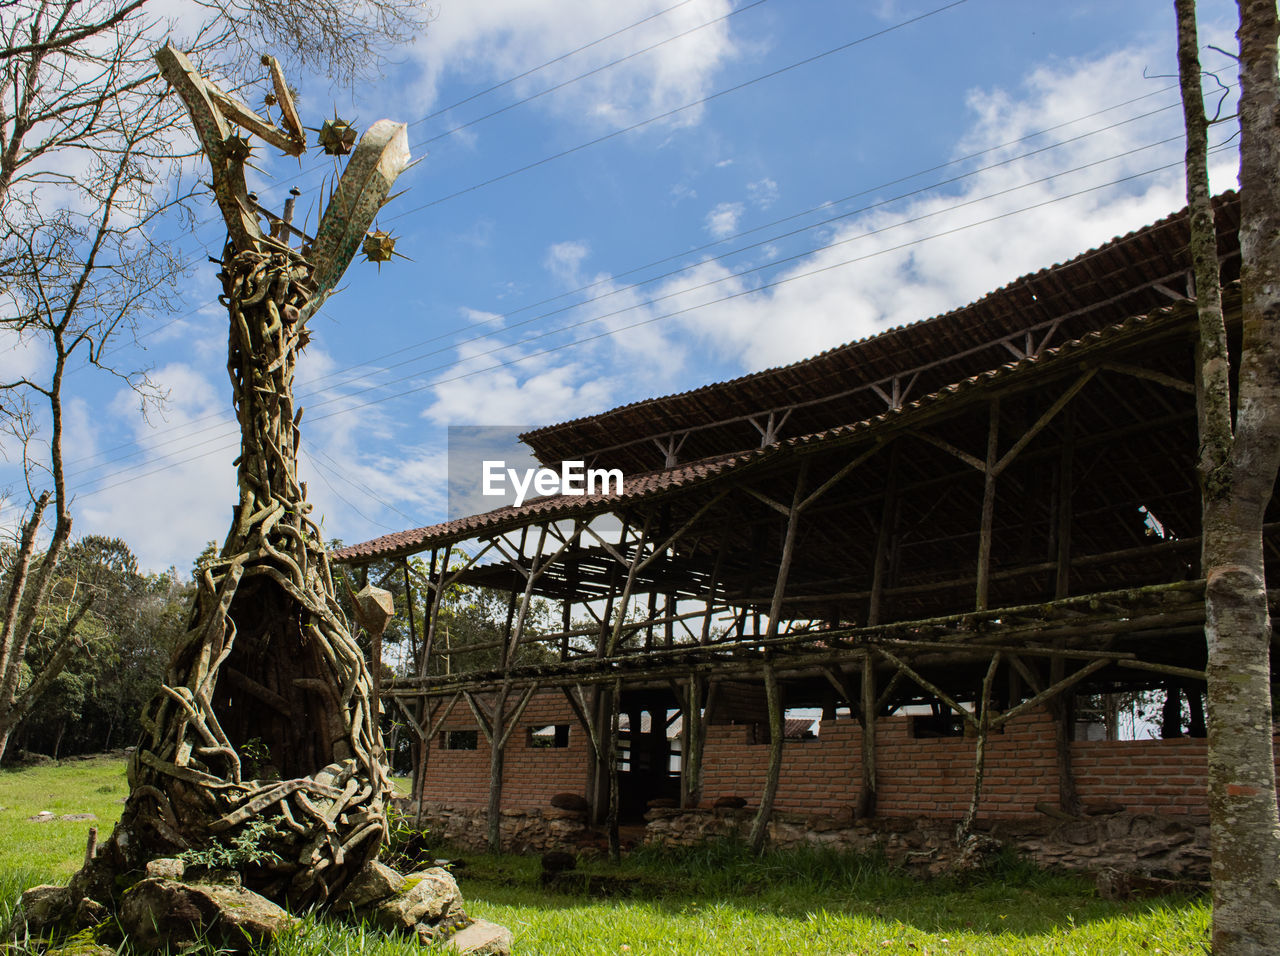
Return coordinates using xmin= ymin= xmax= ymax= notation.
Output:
xmin=128 ymin=0 xmax=779 ymax=333
xmin=127 ymin=0 xmax=963 ymax=346
xmin=75 ymin=141 xmax=1232 ymax=501
xmin=62 ymin=128 xmax=1197 ymax=488
xmin=385 ymin=0 xmax=972 ymax=218
xmin=62 ymin=89 xmax=1194 ymax=477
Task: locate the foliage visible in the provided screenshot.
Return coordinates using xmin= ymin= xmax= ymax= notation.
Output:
xmin=379 ymin=805 xmax=433 ymax=874
xmin=177 ymin=816 xmax=285 ymax=871
xmin=6 ymin=537 xmax=192 ymax=759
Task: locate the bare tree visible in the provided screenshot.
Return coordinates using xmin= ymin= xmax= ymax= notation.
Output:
xmin=1175 ymin=1 xmax=1280 ymax=952
xmin=0 ymin=1 xmax=187 ymax=760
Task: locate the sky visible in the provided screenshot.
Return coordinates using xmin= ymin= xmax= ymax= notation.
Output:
xmin=6 ymin=0 xmax=1245 ymax=573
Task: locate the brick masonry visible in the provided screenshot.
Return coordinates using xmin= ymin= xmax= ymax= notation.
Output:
xmin=419 ymin=692 xmax=1272 ymax=820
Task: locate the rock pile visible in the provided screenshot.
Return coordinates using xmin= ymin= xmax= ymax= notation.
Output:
xmin=4 ymin=858 xmax=511 ymax=955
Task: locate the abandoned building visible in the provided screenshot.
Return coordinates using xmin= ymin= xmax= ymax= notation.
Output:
xmin=334 ymin=192 xmax=1280 ymax=873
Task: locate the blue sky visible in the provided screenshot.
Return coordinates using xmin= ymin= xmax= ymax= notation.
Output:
xmin=15 ymin=0 xmax=1243 ymax=572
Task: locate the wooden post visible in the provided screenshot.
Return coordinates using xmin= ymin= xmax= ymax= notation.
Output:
xmin=607 ymin=678 xmax=622 ymax=862
xmin=976 ymin=400 xmax=1001 ymax=611
xmin=681 ymin=676 xmax=703 ymax=808
xmin=1049 ymin=653 xmax=1082 ymax=814
xmin=403 ymin=556 xmax=425 ymax=806
xmin=961 ymin=652 xmax=1002 ymax=836
xmin=701 ymin=511 xmax=735 ymax=645
xmin=748 ymin=662 xmax=784 ymax=855
xmin=868 ymin=443 xmax=901 ymax=626
xmin=1055 ymin=405 xmax=1075 ymax=600
xmin=486 ymin=686 xmax=507 ymax=853
xmin=858 ymin=653 xmax=877 ymax=818
xmin=606 ymin=513 xmax=654 ymax=656
xmin=421 ymin=546 xmax=452 ymax=676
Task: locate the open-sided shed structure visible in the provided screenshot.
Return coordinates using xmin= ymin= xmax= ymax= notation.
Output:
xmin=336 ymin=193 xmax=1278 ymax=853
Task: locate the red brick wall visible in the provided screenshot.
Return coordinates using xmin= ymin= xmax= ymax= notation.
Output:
xmin=419 ymin=692 xmax=1274 ymax=819
xmin=421 ymin=695 xmax=587 ymax=808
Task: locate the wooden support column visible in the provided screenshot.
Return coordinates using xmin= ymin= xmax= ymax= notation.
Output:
xmin=467 ymin=682 xmax=539 ymax=853
xmin=975 ymin=400 xmax=1001 ymax=611
xmin=961 ymin=652 xmax=1002 ymax=836
xmin=418 ymin=548 xmax=446 ymax=678
xmin=859 ymin=654 xmax=877 ymax=818
xmin=747 ymin=467 xmax=806 ymax=853
xmin=680 ymin=675 xmax=704 ymax=809
xmin=868 ymin=443 xmax=901 ymax=626
xmin=1050 ymin=407 xmax=1080 ymax=809
xmin=1055 ymin=405 xmax=1075 ymax=600
xmin=607 ymin=678 xmax=622 ymax=863
xmin=562 ymin=683 xmax=605 ymax=820
xmin=1048 ymin=654 xmax=1081 ymax=814
xmin=402 ymin=556 xmax=424 ymax=807
xmin=748 ymin=661 xmax=784 ymax=855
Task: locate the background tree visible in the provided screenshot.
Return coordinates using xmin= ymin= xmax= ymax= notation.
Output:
xmin=7 ymin=535 xmax=191 ymax=758
xmin=1175 ymin=1 xmax=1280 ymax=951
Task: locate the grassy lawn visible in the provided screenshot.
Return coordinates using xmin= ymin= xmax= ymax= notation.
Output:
xmin=0 ymin=756 xmax=1210 ymax=955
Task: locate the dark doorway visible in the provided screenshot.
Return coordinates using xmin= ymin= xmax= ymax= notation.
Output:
xmin=617 ymin=691 xmax=680 ymax=822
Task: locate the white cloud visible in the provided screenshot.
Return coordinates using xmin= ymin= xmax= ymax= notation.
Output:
xmin=422 ymin=342 xmax=615 ymax=428
xmin=670 ymin=181 xmax=698 ymax=204
xmin=747 ymin=177 xmax=779 ymax=209
xmin=402 ymin=0 xmax=739 ymax=133
xmin=658 ymin=44 xmax=1238 ymax=370
xmin=705 ymin=201 xmax=743 ymax=239
xmin=462 ymin=307 xmax=504 ymax=327
xmin=546 ymin=241 xmax=592 ymax=286
xmin=77 ymin=362 xmax=238 ymax=572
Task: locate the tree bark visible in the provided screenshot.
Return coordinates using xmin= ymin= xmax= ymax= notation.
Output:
xmin=1177 ymin=2 xmax=1280 ymax=951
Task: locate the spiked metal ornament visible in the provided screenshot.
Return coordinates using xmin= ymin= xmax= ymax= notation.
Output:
xmin=223 ymin=133 xmax=254 ymax=163
xmin=361 ymin=229 xmax=397 ymax=264
xmin=318 ymin=116 xmax=358 ymax=156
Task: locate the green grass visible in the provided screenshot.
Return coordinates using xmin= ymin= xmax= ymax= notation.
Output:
xmin=0 ymin=756 xmax=1210 ymax=955
xmin=0 ymin=754 xmax=128 ymax=878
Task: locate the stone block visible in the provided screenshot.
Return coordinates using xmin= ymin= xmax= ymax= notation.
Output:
xmin=145 ymin=858 xmax=186 ymax=881
xmin=364 ymin=867 xmax=462 ymax=933
xmin=4 ymin=884 xmax=74 ymax=941
xmin=334 ymin=861 xmax=405 ymax=910
xmin=118 ymin=878 xmax=297 ymax=953
xmin=445 ymin=918 xmax=513 ymax=955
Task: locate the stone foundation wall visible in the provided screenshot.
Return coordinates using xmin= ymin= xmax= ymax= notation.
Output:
xmin=644 ymin=808 xmax=1210 ymax=880
xmin=403 ymin=797 xmax=1209 ymax=881
xmin=408 ymin=801 xmax=593 ymax=854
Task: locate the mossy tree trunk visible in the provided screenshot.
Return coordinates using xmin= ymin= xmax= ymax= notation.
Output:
xmin=1176 ymin=2 xmax=1280 ymax=952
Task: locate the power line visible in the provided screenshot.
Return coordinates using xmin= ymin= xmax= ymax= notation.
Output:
xmin=65 ymin=90 xmax=1187 ymax=476
xmin=387 ymin=0 xmax=972 ymax=218
xmin=417 ymin=0 xmax=776 ymax=148
xmin=408 ymin=0 xmax=706 ymax=129
xmin=76 ymin=149 xmax=1221 ymax=501
xmin=125 ymin=0 xmax=777 ymax=343
xmin=142 ymin=0 xmax=775 ymax=282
